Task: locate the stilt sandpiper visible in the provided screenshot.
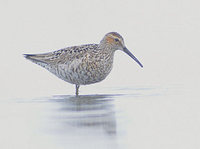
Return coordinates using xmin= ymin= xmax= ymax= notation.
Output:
xmin=24 ymin=32 xmax=143 ymax=95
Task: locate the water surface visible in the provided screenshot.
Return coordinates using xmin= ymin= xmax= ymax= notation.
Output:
xmin=0 ymin=86 xmax=199 ymax=149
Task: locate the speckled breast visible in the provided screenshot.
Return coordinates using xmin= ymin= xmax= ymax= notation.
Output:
xmin=53 ymin=55 xmax=114 ymax=85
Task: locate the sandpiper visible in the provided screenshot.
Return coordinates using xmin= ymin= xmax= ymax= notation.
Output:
xmin=24 ymin=32 xmax=143 ymax=95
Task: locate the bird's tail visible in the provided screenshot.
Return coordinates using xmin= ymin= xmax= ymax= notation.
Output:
xmin=23 ymin=54 xmax=49 ymax=68
xmin=24 ymin=54 xmax=37 ymax=60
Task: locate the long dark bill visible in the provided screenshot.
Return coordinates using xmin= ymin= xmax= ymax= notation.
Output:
xmin=123 ymin=47 xmax=143 ymax=68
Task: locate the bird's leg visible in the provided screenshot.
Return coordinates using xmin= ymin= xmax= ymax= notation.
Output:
xmin=75 ymin=84 xmax=80 ymax=96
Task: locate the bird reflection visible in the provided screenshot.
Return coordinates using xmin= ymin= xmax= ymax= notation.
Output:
xmin=50 ymin=94 xmax=117 ymax=135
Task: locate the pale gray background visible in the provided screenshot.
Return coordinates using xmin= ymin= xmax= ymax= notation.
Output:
xmin=0 ymin=0 xmax=200 ymax=149
xmin=1 ymin=0 xmax=199 ymax=98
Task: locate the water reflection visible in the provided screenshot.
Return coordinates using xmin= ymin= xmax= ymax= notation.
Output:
xmin=47 ymin=94 xmax=117 ymax=136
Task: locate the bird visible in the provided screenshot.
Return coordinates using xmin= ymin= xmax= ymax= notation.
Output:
xmin=24 ymin=32 xmax=143 ymax=96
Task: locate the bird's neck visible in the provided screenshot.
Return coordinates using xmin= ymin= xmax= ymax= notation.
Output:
xmin=99 ymin=40 xmax=116 ymax=53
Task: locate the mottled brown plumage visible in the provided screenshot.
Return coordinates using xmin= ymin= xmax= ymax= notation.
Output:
xmin=24 ymin=32 xmax=143 ymax=95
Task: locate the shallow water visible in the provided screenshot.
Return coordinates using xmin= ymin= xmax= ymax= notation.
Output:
xmin=0 ymin=86 xmax=199 ymax=149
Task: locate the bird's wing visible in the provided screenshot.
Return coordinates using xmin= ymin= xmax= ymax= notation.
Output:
xmin=24 ymin=44 xmax=98 ymax=65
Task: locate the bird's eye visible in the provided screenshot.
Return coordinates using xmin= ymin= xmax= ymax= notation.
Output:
xmin=114 ymin=38 xmax=119 ymax=42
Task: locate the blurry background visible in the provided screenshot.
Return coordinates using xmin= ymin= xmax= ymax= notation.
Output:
xmin=0 ymin=1 xmax=200 ymax=149
xmin=0 ymin=0 xmax=199 ymax=98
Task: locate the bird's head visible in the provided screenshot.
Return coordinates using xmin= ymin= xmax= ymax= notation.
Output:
xmin=101 ymin=32 xmax=143 ymax=68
